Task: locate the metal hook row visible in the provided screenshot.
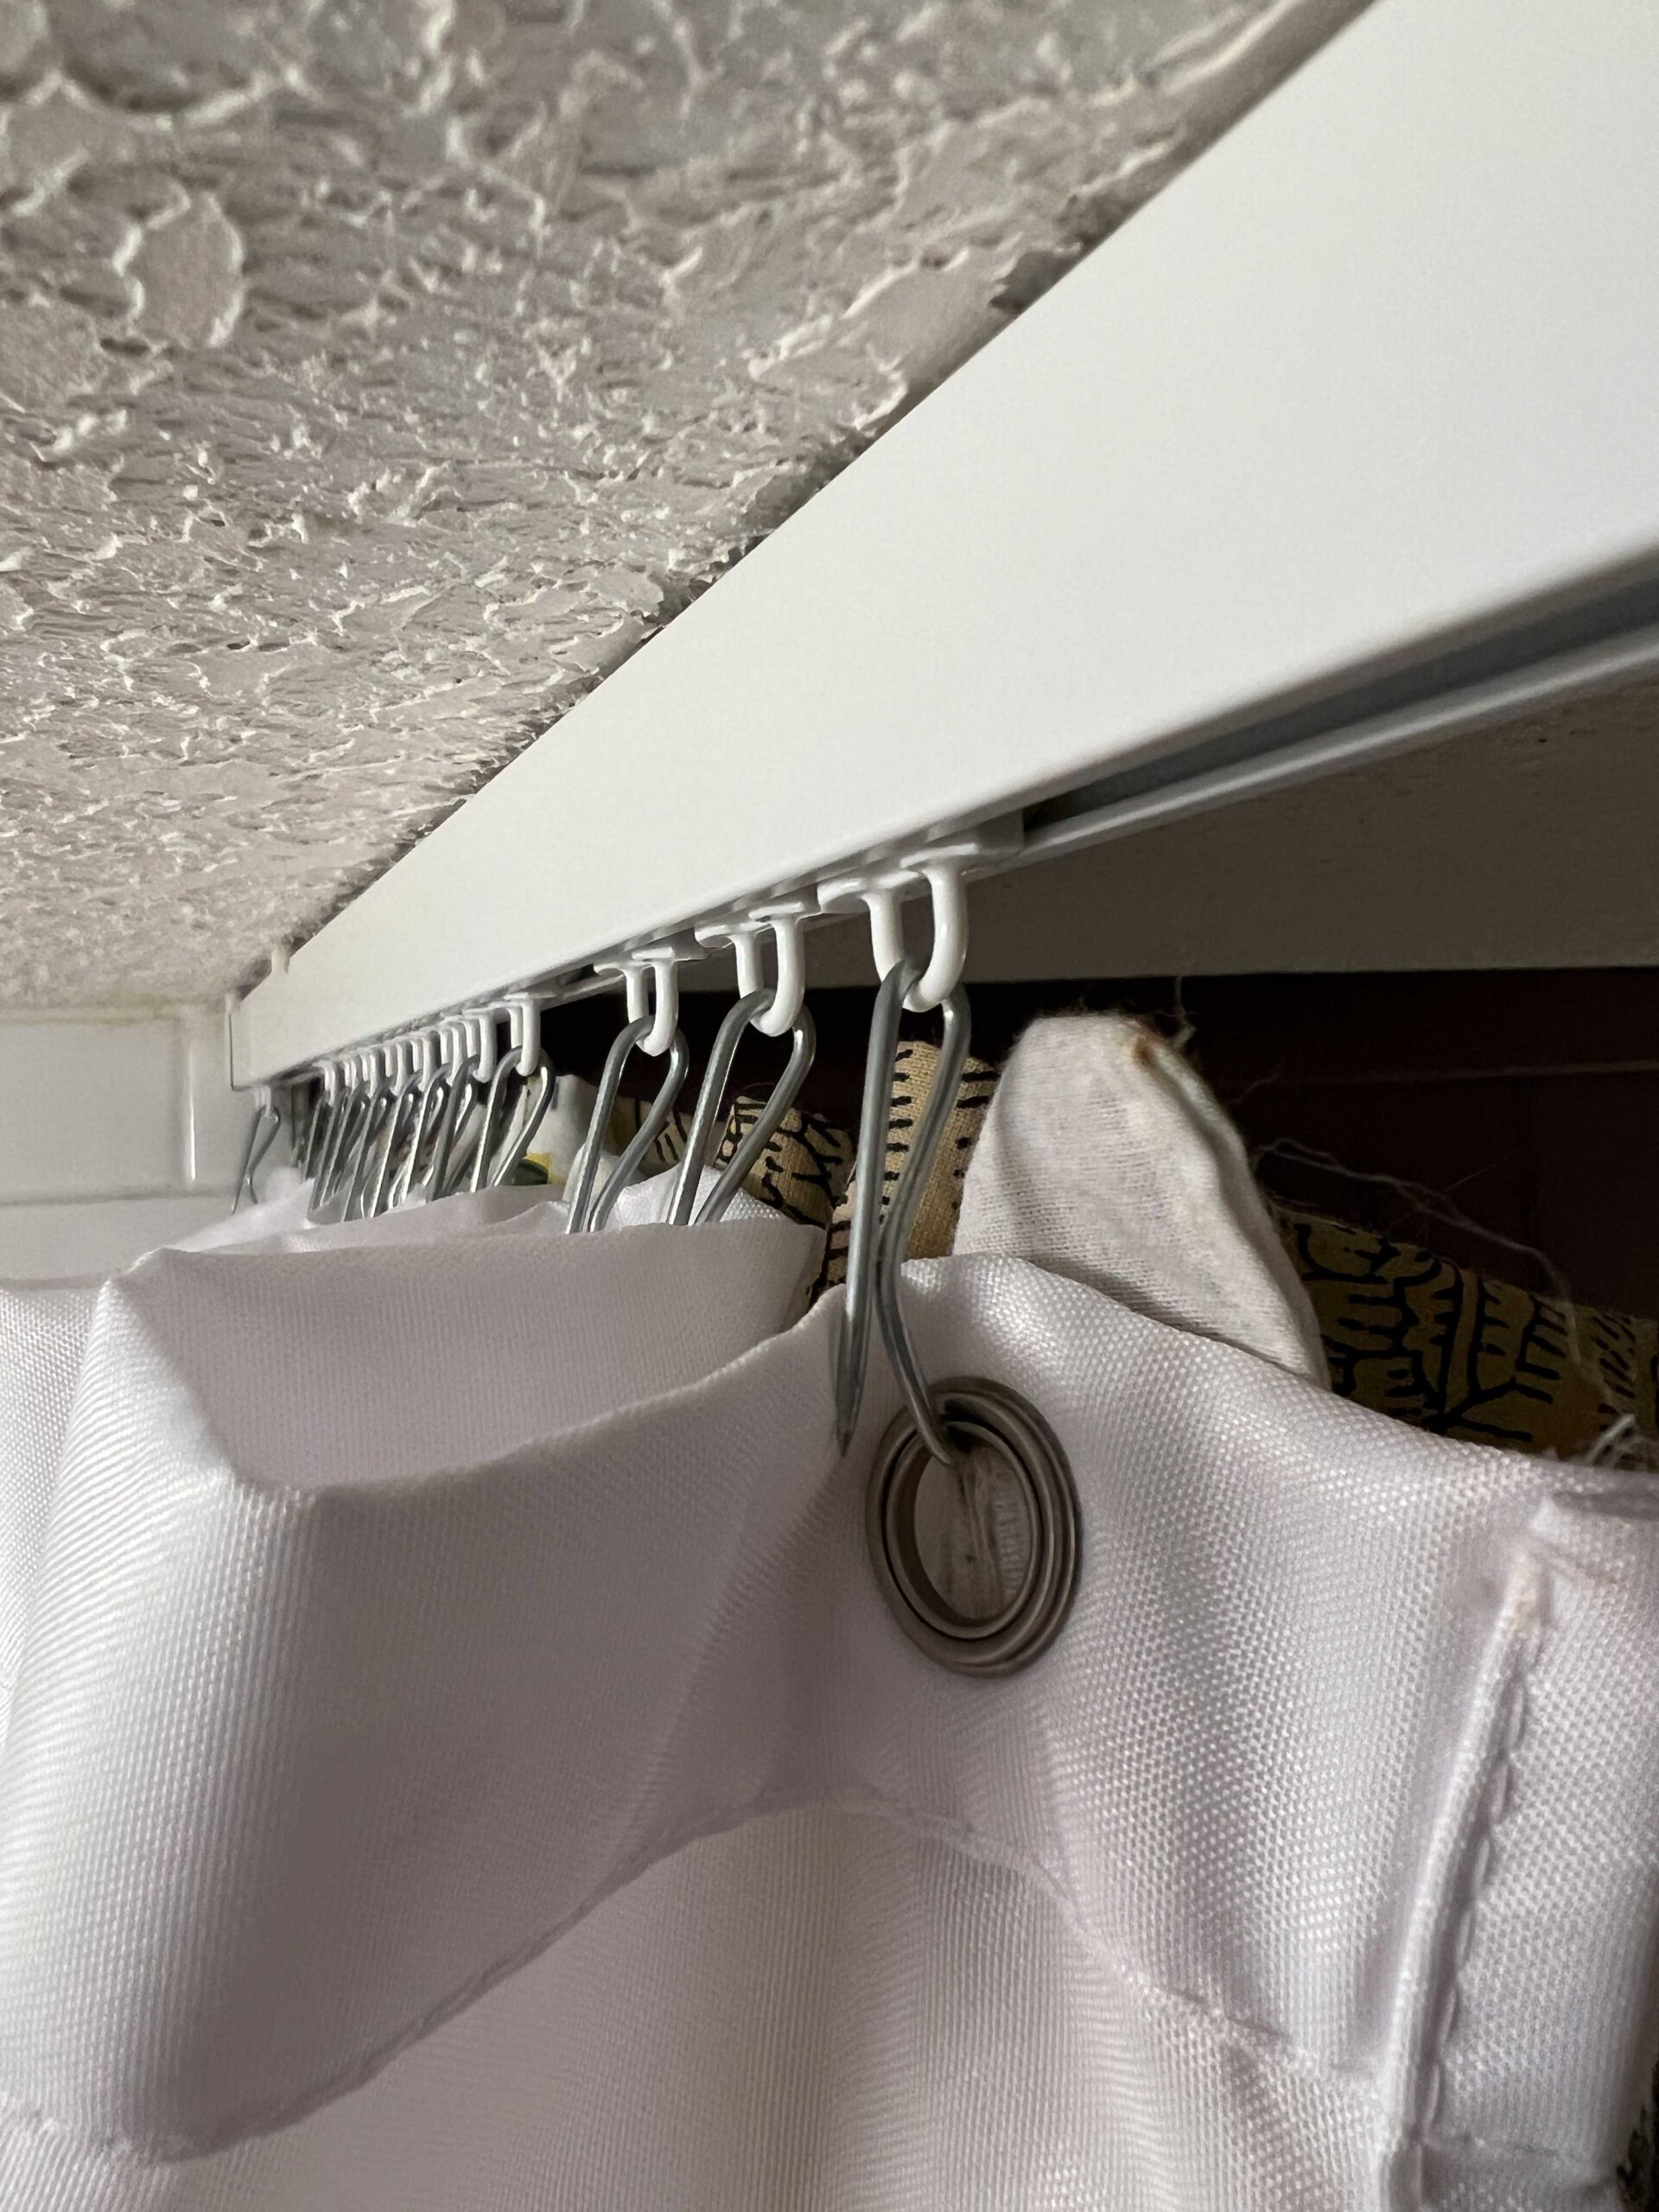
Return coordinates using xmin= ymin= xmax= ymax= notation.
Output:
xmin=563 ymin=905 xmax=815 ymax=1232
xmin=273 ymin=828 xmax=1003 ymax=1255
xmin=291 ymin=992 xmax=554 ymax=1224
xmin=559 ymin=830 xmax=1007 ymax=1234
xmin=275 ymin=823 xmax=1008 ymax=1138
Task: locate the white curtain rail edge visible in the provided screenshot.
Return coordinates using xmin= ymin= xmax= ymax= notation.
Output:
xmin=232 ymin=0 xmax=1659 ymax=1085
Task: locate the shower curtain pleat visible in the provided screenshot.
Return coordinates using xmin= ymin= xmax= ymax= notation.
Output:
xmin=0 ymin=1022 xmax=1655 ymax=2210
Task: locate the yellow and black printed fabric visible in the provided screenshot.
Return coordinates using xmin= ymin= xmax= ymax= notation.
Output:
xmin=1281 ymin=1207 xmax=1659 ymax=1469
xmin=640 ymin=1099 xmax=856 ymax=1239
xmin=815 ymin=1041 xmax=999 ymax=1291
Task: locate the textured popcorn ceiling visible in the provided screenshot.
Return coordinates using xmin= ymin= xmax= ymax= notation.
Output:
xmin=0 ymin=0 xmax=1359 ymax=1007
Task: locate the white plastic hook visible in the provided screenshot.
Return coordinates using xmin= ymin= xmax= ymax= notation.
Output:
xmin=638 ymin=949 xmax=680 ymax=1058
xmin=747 ymin=898 xmax=812 ymax=1037
xmin=696 ymin=898 xmax=812 ymax=1039
xmin=897 ymin=825 xmax=1020 ymax=1009
xmin=466 ymin=1008 xmax=498 ymax=1081
xmin=821 ymin=821 xmax=1020 ymax=1014
xmin=817 ymin=862 xmax=918 ymax=998
xmin=595 ymin=957 xmax=650 ymax=1045
xmin=472 ymin=996 xmax=538 ymax=1081
xmin=898 ymin=852 xmax=969 ymax=1014
xmin=600 ymin=944 xmax=683 ymax=1057
xmin=505 ymin=993 xmax=541 ymax=1078
xmin=695 ymin=919 xmax=766 ymax=999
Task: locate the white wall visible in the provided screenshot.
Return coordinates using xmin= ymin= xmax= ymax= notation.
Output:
xmin=0 ymin=1007 xmax=249 ymax=1280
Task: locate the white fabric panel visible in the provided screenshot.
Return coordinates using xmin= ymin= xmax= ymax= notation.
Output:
xmin=0 ymin=1174 xmax=798 ymax=1743
xmin=1 ymin=1033 xmax=1653 ymax=2209
xmin=0 ymin=1170 xmax=353 ymax=1725
xmin=957 ymin=1013 xmax=1327 ymax=1385
xmin=171 ymin=1169 xmax=316 ymax=1252
xmin=0 ymin=1188 xmax=527 ymax=1734
xmin=0 ymin=1245 xmax=1655 ymax=2207
xmin=0 ymin=1284 xmax=95 ymax=1707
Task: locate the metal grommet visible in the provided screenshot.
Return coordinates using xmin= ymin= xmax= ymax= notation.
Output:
xmin=865 ymin=1380 xmax=1080 ymax=1677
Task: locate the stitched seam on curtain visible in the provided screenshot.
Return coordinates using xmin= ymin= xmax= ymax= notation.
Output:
xmin=1416 ymin=1624 xmax=1541 ymax=2167
xmin=1377 ymin=1547 xmax=1550 ymax=2210
xmin=0 ymin=1784 xmax=1387 ymax=2170
xmin=0 ymin=1786 xmax=1611 ymax=2183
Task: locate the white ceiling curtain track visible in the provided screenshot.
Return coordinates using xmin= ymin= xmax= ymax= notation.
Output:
xmin=232 ymin=0 xmax=1659 ymax=1086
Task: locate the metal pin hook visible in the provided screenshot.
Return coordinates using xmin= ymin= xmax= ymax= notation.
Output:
xmin=836 ymin=957 xmax=971 ymax=1463
xmin=467 ymin=1054 xmax=519 ymax=1193
xmin=563 ymin=1015 xmax=689 ymax=1231
xmin=673 ymin=907 xmax=817 ymax=1220
xmin=665 ymin=987 xmax=816 ymax=1225
xmin=307 ymin=1059 xmax=358 ymax=1221
xmin=426 ymin=1046 xmax=478 ymax=1200
xmin=696 ymin=1007 xmax=814 ymax=1224
xmin=392 ymin=1060 xmax=450 ymax=1209
xmin=490 ymin=1061 xmax=553 ymax=1186
xmin=366 ymin=1060 xmax=419 ymax=1217
xmin=232 ymin=1085 xmax=280 ymax=1212
xmin=346 ymin=1045 xmax=400 ymax=1221
xmin=301 ymin=1060 xmax=340 ymax=1183
xmin=586 ymin=1030 xmax=690 ymax=1229
xmin=563 ymin=1016 xmax=650 ymax=1231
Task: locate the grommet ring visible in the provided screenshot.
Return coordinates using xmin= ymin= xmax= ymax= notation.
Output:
xmin=866 ymin=1379 xmax=1079 ymax=1677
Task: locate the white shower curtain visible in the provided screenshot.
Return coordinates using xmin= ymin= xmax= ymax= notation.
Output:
xmin=0 ymin=1017 xmax=1655 ymax=2210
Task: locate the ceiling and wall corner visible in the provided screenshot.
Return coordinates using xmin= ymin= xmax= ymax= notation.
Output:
xmin=0 ymin=0 xmax=1367 ymax=1008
